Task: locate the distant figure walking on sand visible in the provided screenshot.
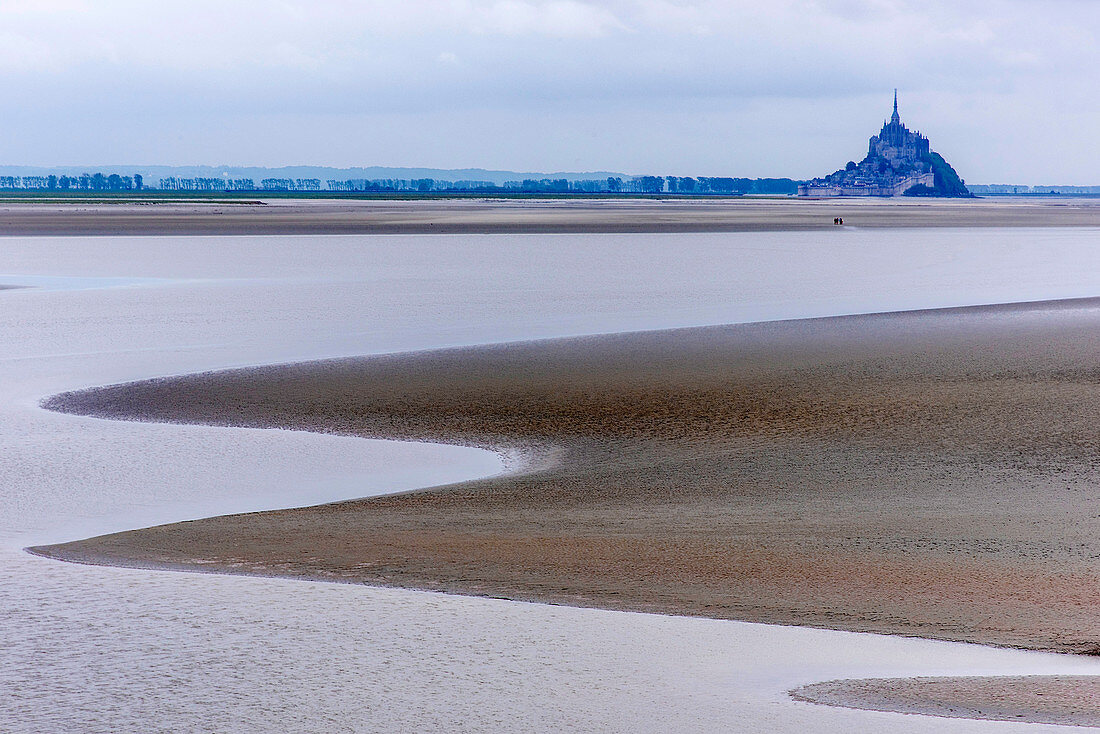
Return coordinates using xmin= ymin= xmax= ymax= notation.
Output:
xmin=834 ymin=217 xmax=844 ymax=225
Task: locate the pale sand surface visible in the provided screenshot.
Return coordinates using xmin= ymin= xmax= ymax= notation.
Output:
xmin=33 ymin=296 xmax=1100 ymax=661
xmin=792 ymin=675 xmax=1100 ymax=727
xmin=2 ymin=196 xmax=1100 ymax=234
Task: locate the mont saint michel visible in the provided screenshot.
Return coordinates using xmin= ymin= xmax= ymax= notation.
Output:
xmin=799 ymin=92 xmax=970 ymax=197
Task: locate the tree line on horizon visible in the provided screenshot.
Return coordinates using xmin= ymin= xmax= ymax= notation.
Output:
xmin=323 ymin=175 xmax=800 ymax=195
xmin=0 ymin=172 xmax=801 ymax=195
xmin=0 ymin=173 xmax=144 ymax=191
xmin=3 ymin=171 xmax=1093 ymax=196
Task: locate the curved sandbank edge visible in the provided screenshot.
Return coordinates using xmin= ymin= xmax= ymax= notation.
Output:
xmin=791 ymin=675 xmax=1100 ymax=728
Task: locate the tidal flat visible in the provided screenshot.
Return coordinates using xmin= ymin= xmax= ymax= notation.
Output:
xmin=12 ymin=216 xmax=1100 ymax=731
xmin=2 ymin=194 xmax=1100 ymax=235
xmin=36 ymin=296 xmax=1100 ymax=656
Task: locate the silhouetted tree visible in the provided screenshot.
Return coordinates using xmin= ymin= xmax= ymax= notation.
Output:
xmin=635 ymin=176 xmax=665 ymax=193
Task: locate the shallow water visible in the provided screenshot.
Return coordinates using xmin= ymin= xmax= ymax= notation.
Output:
xmin=6 ymin=229 xmax=1100 ymax=732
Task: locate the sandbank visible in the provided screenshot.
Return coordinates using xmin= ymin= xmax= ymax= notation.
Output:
xmin=1 ymin=196 xmax=1100 ymax=235
xmin=792 ymin=675 xmax=1100 ymax=727
xmin=32 ymin=296 xmax=1100 ymax=659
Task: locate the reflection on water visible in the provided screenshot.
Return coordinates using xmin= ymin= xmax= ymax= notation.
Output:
xmin=6 ymin=229 xmax=1100 ymax=732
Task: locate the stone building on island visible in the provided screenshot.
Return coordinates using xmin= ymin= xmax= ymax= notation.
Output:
xmin=798 ymin=92 xmax=969 ymax=197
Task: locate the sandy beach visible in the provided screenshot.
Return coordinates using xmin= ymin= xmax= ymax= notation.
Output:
xmin=34 ymin=295 xmax=1100 ymax=663
xmin=1 ymin=195 xmax=1100 ymax=235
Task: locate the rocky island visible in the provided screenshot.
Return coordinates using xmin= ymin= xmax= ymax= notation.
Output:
xmin=799 ymin=91 xmax=970 ymax=197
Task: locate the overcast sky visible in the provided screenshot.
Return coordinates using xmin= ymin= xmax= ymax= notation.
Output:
xmin=0 ymin=0 xmax=1097 ymax=183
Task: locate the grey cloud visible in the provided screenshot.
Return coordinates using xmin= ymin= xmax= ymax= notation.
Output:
xmin=0 ymin=1 xmax=1096 ymax=182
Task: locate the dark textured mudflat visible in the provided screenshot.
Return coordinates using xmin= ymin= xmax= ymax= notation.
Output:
xmin=792 ymin=675 xmax=1100 ymax=727
xmin=31 ymin=297 xmax=1100 ymax=653
xmin=2 ymin=196 xmax=1100 ymax=234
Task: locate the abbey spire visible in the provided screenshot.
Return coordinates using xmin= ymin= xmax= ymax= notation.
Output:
xmin=891 ymin=89 xmax=900 ymax=125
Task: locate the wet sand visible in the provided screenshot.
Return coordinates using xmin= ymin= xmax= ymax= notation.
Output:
xmin=792 ymin=675 xmax=1100 ymax=727
xmin=32 ymin=297 xmax=1100 ymax=657
xmin=2 ymin=196 xmax=1100 ymax=234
